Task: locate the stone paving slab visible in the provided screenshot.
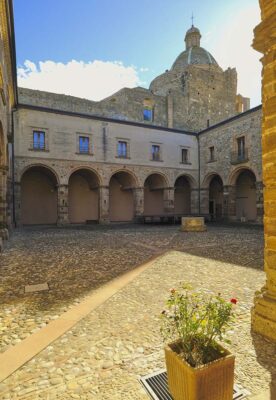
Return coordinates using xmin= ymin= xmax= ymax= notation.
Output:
xmin=0 ymin=246 xmax=274 ymax=399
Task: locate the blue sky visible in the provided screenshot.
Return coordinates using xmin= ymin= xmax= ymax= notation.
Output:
xmin=14 ymin=0 xmax=262 ymax=106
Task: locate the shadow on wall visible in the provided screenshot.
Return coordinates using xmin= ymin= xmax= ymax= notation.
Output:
xmin=251 ymin=331 xmax=276 ymax=398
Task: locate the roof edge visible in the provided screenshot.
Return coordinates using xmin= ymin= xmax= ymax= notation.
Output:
xmin=17 ymin=103 xmax=198 ymax=136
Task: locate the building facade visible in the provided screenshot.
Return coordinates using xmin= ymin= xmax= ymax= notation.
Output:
xmin=3 ymin=23 xmax=261 ymax=226
xmin=0 ymin=0 xmax=17 ymax=239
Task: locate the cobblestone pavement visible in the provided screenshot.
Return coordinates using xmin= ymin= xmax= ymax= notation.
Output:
xmin=0 ymin=224 xmax=273 ymax=399
xmin=0 ymin=224 xmax=263 ymax=353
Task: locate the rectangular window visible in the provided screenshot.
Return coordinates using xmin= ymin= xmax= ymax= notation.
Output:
xmin=117 ymin=140 xmax=128 ymax=158
xmin=33 ymin=131 xmax=45 ymax=150
xmin=143 ymin=108 xmax=153 ymax=122
xmin=79 ymin=136 xmax=90 ymax=153
xmin=181 ymin=148 xmax=188 ymax=164
xmin=209 ymin=146 xmax=215 ymax=161
xmin=237 ymin=136 xmax=245 ymax=158
xmin=152 ymin=144 xmax=161 ymax=161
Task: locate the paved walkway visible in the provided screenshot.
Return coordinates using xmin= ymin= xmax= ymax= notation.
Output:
xmin=0 ymin=224 xmax=275 ymax=399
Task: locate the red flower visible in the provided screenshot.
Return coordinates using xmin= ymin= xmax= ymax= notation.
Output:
xmin=230 ymin=298 xmax=237 ymax=304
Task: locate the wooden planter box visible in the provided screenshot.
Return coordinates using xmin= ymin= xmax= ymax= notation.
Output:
xmin=165 ymin=341 xmax=235 ymax=400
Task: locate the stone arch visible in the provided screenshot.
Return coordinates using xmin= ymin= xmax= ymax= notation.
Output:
xmin=108 ymin=168 xmax=139 ymax=187
xmin=209 ymin=174 xmax=224 ymax=220
xmin=68 ymin=168 xmax=100 ymax=224
xmin=174 ymin=174 xmax=192 ymax=214
xmin=202 ymin=171 xmax=225 ymax=188
xmin=66 ymin=165 xmax=102 ymax=187
xmin=233 ymin=168 xmax=257 ymax=221
xmin=109 ymin=171 xmax=136 ymax=222
xmin=21 ymin=165 xmax=58 ymax=225
xmin=228 ymin=166 xmax=258 ymax=187
xmin=20 ymin=163 xmax=60 ymax=185
xmin=144 ymin=173 xmax=168 ymax=215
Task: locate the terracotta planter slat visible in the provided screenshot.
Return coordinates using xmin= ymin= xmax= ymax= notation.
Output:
xmin=165 ymin=342 xmax=235 ymax=400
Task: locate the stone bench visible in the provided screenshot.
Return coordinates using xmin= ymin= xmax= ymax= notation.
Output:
xmin=180 ymin=217 xmax=207 ymax=232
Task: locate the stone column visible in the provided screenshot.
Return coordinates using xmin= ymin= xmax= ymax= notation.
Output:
xmin=251 ymin=0 xmax=276 ymax=342
xmin=0 ymin=166 xmax=7 ymax=230
xmin=163 ymin=187 xmax=174 ymax=214
xmin=199 ymin=188 xmax=209 ymax=216
xmin=99 ymin=186 xmax=110 ymax=224
xmin=133 ymin=187 xmax=144 ymax=221
xmin=191 ymin=189 xmax=199 ymax=215
xmin=57 ymin=184 xmax=69 ymax=225
xmin=14 ymin=181 xmax=21 ymax=227
xmin=256 ymin=181 xmax=264 ymax=223
xmin=167 ymin=93 xmax=174 ymax=128
xmin=223 ymin=185 xmax=236 ymax=221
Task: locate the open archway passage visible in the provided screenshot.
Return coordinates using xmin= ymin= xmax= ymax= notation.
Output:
xmin=144 ymin=174 xmax=166 ymax=215
xmin=109 ymin=172 xmax=135 ymax=222
xmin=68 ymin=170 xmax=99 ymax=224
xmin=209 ymin=175 xmax=223 ymax=220
xmin=174 ymin=176 xmax=191 ymax=214
xmin=236 ymin=170 xmax=257 ymax=221
xmin=21 ymin=166 xmax=58 ymax=225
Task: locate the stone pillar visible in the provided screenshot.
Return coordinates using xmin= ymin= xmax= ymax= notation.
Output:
xmin=164 ymin=187 xmax=174 ymax=213
xmin=99 ymin=186 xmax=110 ymax=224
xmin=0 ymin=166 xmax=7 ymax=232
xmin=191 ymin=189 xmax=199 ymax=215
xmin=14 ymin=181 xmax=21 ymax=227
xmin=167 ymin=93 xmax=174 ymax=128
xmin=251 ymin=0 xmax=276 ymax=342
xmin=223 ymin=185 xmax=236 ymax=221
xmin=57 ymin=185 xmax=69 ymax=225
xmin=134 ymin=187 xmax=144 ymax=220
xmin=199 ymin=188 xmax=209 ymax=216
xmin=256 ymin=181 xmax=264 ymax=223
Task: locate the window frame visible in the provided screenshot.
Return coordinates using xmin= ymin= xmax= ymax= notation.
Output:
xmin=151 ymin=143 xmax=162 ymax=162
xmin=209 ymin=146 xmax=215 ymax=162
xmin=180 ymin=147 xmax=190 ymax=164
xmin=115 ymin=138 xmax=130 ymax=159
xmin=76 ymin=133 xmax=93 ymax=155
xmin=143 ymin=108 xmax=153 ymax=122
xmin=33 ymin=130 xmax=46 ymax=151
xmin=79 ymin=135 xmax=90 ymax=154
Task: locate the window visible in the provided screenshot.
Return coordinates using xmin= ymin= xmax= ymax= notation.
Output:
xmin=117 ymin=140 xmax=128 ymax=158
xmin=79 ymin=136 xmax=90 ymax=153
xmin=33 ymin=131 xmax=45 ymax=150
xmin=151 ymin=144 xmax=161 ymax=161
xmin=209 ymin=146 xmax=215 ymax=162
xmin=181 ymin=148 xmax=189 ymax=164
xmin=143 ymin=108 xmax=153 ymax=122
xmin=237 ymin=136 xmax=245 ymax=158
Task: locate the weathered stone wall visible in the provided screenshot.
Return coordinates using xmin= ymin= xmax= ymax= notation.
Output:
xmin=0 ymin=0 xmax=17 ymax=237
xmin=251 ymin=0 xmax=276 ymax=343
xmin=199 ymin=106 xmax=263 ymax=221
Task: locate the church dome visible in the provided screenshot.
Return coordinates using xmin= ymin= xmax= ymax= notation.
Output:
xmin=171 ymin=25 xmax=219 ymax=70
xmin=172 ymin=46 xmax=218 ymax=69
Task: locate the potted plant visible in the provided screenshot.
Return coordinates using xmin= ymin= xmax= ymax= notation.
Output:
xmin=160 ymin=284 xmax=237 ymax=400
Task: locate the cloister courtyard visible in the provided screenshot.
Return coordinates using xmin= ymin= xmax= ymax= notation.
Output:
xmin=0 ymin=224 xmax=275 ymax=399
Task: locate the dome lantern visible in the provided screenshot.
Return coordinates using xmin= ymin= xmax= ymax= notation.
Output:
xmin=185 ymin=25 xmax=201 ymax=49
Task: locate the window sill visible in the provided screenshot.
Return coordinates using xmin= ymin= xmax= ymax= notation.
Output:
xmin=180 ymin=162 xmax=192 ymax=165
xmin=29 ymin=148 xmax=49 ymax=152
xmin=75 ymin=152 xmax=94 ymax=156
xmin=151 ymin=159 xmax=163 ymax=162
xmin=207 ymin=159 xmax=216 ymax=163
xmin=115 ymin=156 xmax=131 ymax=159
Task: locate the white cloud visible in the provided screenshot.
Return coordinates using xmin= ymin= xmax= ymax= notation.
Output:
xmin=17 ymin=59 xmax=142 ymax=101
xmin=208 ymin=4 xmax=262 ymax=107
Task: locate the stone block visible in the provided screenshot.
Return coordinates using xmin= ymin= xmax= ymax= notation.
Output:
xmin=180 ymin=217 xmax=207 ymax=232
xmin=25 ymin=283 xmax=49 ymax=293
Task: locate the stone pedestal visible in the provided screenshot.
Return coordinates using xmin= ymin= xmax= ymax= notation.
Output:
xmin=134 ymin=187 xmax=144 ymax=221
xmin=164 ymin=187 xmax=174 ymax=214
xmin=57 ymin=185 xmax=69 ymax=225
xmin=251 ymin=0 xmax=276 ymax=342
xmin=180 ymin=217 xmax=207 ymax=232
xmin=99 ymin=186 xmax=110 ymax=224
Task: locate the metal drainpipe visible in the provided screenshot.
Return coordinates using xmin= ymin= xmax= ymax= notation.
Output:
xmin=197 ymin=134 xmax=201 ymax=215
xmin=11 ymin=108 xmax=16 ymax=227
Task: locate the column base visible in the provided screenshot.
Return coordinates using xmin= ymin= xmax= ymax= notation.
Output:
xmin=252 ymin=287 xmax=276 ymax=342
